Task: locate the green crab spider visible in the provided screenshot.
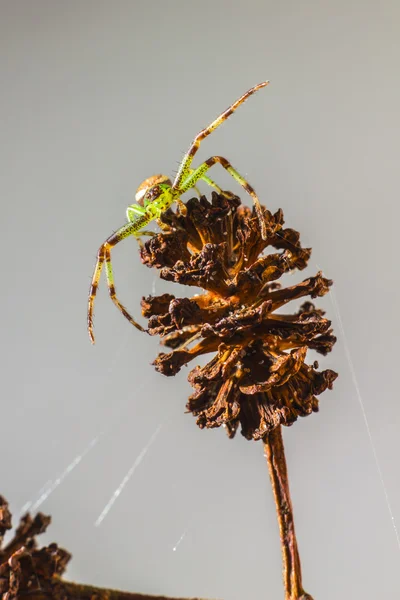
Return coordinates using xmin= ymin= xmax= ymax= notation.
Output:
xmin=88 ymin=81 xmax=270 ymax=344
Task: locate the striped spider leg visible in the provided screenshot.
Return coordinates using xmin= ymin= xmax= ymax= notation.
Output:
xmin=87 ymin=176 xmax=173 ymax=344
xmin=88 ymin=213 xmax=148 ymax=344
xmin=173 ymin=80 xmax=270 ymax=239
xmin=87 ymin=173 xmax=223 ymax=344
xmin=88 ymin=81 xmax=269 ymax=343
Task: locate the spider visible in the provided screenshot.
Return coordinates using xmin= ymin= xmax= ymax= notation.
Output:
xmin=88 ymin=81 xmax=270 ymax=343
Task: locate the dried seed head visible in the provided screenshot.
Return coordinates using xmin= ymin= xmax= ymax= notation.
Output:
xmin=140 ymin=193 xmax=337 ymax=441
xmin=0 ymin=496 xmax=71 ymax=600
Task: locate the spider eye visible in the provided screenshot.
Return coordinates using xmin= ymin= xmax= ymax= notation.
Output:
xmin=145 ymin=185 xmax=161 ymax=202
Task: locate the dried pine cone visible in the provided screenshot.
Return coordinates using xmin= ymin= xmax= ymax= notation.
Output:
xmin=140 ymin=193 xmax=337 ymax=441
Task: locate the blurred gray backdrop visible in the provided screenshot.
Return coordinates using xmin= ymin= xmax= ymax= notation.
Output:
xmin=1 ymin=1 xmax=400 ymax=599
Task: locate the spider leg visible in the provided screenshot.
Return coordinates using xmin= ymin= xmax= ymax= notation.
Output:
xmin=136 ymin=229 xmax=158 ymax=237
xmin=200 ymin=174 xmax=223 ymax=194
xmin=172 ymin=81 xmax=269 ymax=191
xmin=179 ymin=156 xmax=267 ymax=239
xmin=126 ymin=204 xmax=146 ymax=222
xmin=193 ymin=184 xmax=202 ymax=198
xmin=155 ymin=219 xmax=173 ymax=232
xmin=88 ymin=220 xmax=150 ymax=343
xmin=187 ymin=169 xmax=223 ymax=195
xmin=104 ymin=245 xmax=145 ymax=334
xmin=175 ymin=197 xmax=188 ymax=216
xmin=88 ymin=246 xmax=106 ymax=344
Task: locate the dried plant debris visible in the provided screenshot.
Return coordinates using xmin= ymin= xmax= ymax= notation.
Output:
xmin=140 ymin=193 xmax=337 ymax=440
xmin=0 ymin=496 xmax=70 ymax=600
xmin=0 ymin=495 xmax=211 ymax=600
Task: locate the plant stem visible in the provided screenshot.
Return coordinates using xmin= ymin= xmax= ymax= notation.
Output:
xmin=15 ymin=580 xmax=212 ymax=600
xmin=264 ymin=426 xmax=313 ymax=600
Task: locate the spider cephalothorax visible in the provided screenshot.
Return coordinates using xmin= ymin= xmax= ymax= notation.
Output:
xmin=88 ymin=81 xmax=270 ymax=343
xmin=135 ymin=174 xmax=172 ymax=206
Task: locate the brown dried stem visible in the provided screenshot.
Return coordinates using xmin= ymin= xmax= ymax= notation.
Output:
xmin=264 ymin=427 xmax=313 ymax=600
xmin=15 ymin=581 xmax=208 ymax=600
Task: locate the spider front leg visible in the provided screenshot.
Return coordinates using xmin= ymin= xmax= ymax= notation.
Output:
xmin=103 ymin=243 xmax=146 ymax=333
xmin=187 ymin=171 xmax=223 ymax=196
xmin=172 ymin=81 xmax=269 ymax=236
xmin=88 ymin=221 xmax=147 ymax=344
xmin=201 ymin=174 xmax=223 ymax=194
xmin=126 ymin=203 xmax=146 ymax=222
xmin=127 ymin=204 xmax=157 ymax=238
xmin=173 ymin=81 xmax=269 ymax=190
xmin=178 ymin=156 xmax=267 ymax=238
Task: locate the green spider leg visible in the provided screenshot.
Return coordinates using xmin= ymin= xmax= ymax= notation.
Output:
xmin=179 ymin=155 xmax=262 ymax=223
xmin=197 ymin=173 xmax=223 ymax=194
xmin=88 ymin=217 xmax=157 ymax=343
xmin=182 ymin=171 xmax=223 ymax=198
xmin=173 ymin=81 xmax=269 ymax=237
xmin=127 ymin=199 xmax=171 ymax=238
xmin=126 ymin=203 xmax=146 ymax=221
xmin=183 ymin=168 xmax=223 ymax=194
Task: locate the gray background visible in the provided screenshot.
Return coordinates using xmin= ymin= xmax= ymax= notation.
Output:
xmin=1 ymin=1 xmax=400 ymax=599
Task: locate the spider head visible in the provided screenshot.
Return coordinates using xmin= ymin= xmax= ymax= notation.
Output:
xmin=135 ymin=174 xmax=172 ymax=206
